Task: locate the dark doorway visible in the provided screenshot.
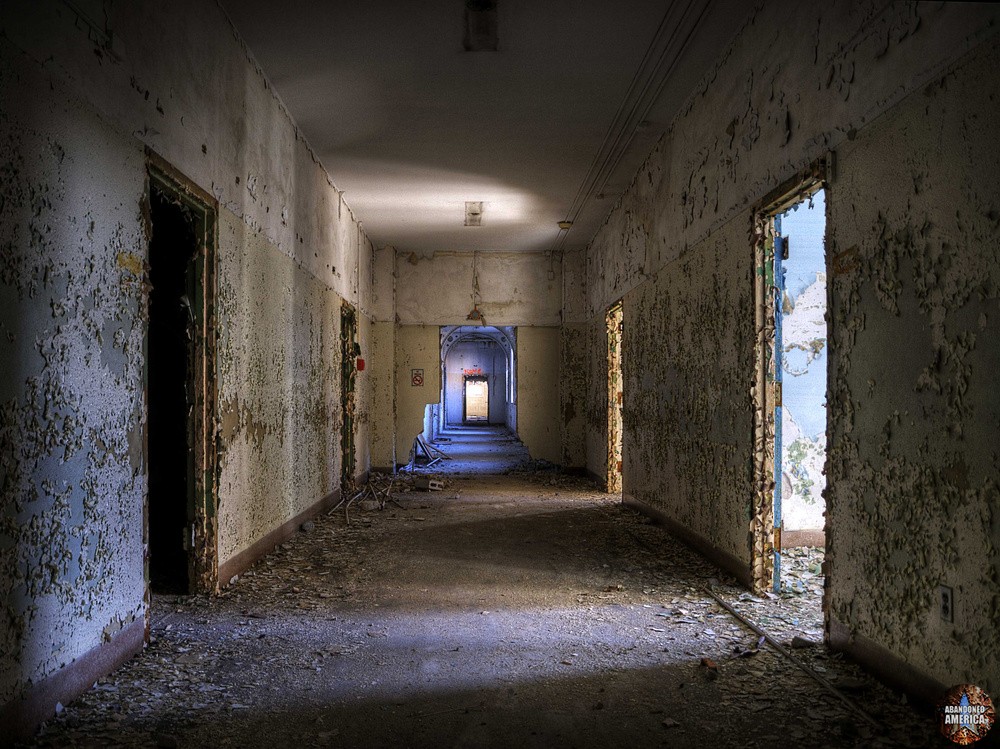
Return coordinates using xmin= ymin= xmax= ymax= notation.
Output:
xmin=147 ymin=184 xmax=198 ymax=593
xmin=146 ymin=158 xmax=219 ymax=595
xmin=341 ymin=302 xmax=359 ymax=495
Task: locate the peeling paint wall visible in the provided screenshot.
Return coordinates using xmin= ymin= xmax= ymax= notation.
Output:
xmin=1 ymin=0 xmax=375 ymax=713
xmin=0 ymin=42 xmax=147 ymax=709
xmin=395 ymin=251 xmax=561 ymax=326
xmin=215 ymin=212 xmax=341 ymax=565
xmin=394 ymin=326 xmax=442 ymax=463
xmin=585 ymin=0 xmax=999 ymax=693
xmin=517 ymin=328 xmax=561 ymax=465
xmin=584 ymin=315 xmax=610 ymax=482
xmin=353 ymin=311 xmax=373 ymax=480
xmin=369 ymin=247 xmax=396 ymax=470
xmin=622 ymin=220 xmax=754 ymax=564
xmin=560 ymin=248 xmax=588 ymax=469
xmin=559 ymin=324 xmax=588 ymax=469
xmin=826 ymin=39 xmax=1000 ymax=694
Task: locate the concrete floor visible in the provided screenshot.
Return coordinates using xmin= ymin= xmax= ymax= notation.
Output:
xmin=419 ymin=425 xmax=531 ymax=474
xmin=22 ymin=436 xmax=947 ymax=748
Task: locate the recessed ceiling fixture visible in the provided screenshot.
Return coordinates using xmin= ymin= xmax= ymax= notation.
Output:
xmin=557 ymin=220 xmax=573 ymax=231
xmin=465 ymin=201 xmax=483 ymax=227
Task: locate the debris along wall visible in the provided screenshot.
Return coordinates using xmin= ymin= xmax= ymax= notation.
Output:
xmin=585 ymin=0 xmax=999 ymax=690
xmin=0 ymin=0 xmax=375 ymax=723
xmin=395 ymin=251 xmax=561 ymax=326
xmin=826 ymin=38 xmax=1000 ymax=695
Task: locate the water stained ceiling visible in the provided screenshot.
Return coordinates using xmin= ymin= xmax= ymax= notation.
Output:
xmin=222 ymin=0 xmax=748 ymax=254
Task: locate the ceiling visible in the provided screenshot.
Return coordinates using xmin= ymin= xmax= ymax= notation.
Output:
xmin=222 ymin=1 xmax=749 ymax=255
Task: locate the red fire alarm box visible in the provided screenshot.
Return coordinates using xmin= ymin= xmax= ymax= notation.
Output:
xmin=356 ymin=358 xmax=365 ymax=371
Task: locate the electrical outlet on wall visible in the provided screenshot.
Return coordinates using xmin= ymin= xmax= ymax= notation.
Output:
xmin=939 ymin=585 xmax=954 ymax=623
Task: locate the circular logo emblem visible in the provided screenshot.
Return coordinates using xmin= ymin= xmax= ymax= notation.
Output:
xmin=939 ymin=684 xmax=995 ymax=745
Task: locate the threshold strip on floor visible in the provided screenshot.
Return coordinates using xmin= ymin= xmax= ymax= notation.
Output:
xmin=704 ymin=586 xmax=879 ymax=729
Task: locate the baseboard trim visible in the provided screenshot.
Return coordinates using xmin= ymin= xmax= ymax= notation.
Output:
xmin=828 ymin=616 xmax=947 ymax=709
xmin=0 ymin=616 xmax=145 ymax=742
xmin=623 ymin=494 xmax=753 ymax=589
xmin=218 ymin=488 xmax=341 ymax=586
xmin=782 ymin=529 xmax=825 ymax=548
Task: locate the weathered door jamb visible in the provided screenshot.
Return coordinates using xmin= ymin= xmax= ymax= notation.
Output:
xmin=145 ymin=150 xmax=220 ymax=597
xmin=606 ymin=300 xmax=624 ymax=494
xmin=751 ymin=159 xmax=829 ymax=594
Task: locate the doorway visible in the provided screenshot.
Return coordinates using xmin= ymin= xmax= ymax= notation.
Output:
xmin=772 ymin=188 xmax=828 ymax=591
xmin=752 ymin=170 xmax=828 ymax=594
xmin=341 ymin=302 xmax=359 ymax=494
xmin=146 ymin=159 xmax=218 ymax=594
xmin=607 ymin=301 xmax=623 ymax=493
xmin=464 ymin=376 xmax=489 ymax=423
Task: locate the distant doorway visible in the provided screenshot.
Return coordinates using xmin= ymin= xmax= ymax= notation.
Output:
xmin=439 ymin=326 xmax=516 ymax=431
xmin=464 ymin=376 xmax=489 ymax=423
xmin=607 ymin=301 xmax=623 ymax=493
xmin=146 ymin=159 xmax=218 ymax=594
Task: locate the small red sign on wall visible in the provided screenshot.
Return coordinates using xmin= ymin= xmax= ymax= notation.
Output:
xmin=463 ymin=368 xmax=483 ymax=376
xmin=411 ymin=368 xmax=424 ymax=387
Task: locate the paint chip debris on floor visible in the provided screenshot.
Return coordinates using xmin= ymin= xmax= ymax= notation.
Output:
xmin=20 ymin=472 xmax=942 ymax=749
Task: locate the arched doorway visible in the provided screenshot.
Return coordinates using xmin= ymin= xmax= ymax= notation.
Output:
xmin=439 ymin=326 xmax=516 ymax=432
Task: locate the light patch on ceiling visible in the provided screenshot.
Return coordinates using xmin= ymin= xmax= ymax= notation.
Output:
xmin=465 ymin=201 xmax=483 ymax=227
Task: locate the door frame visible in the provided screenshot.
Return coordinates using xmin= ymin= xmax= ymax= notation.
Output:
xmin=606 ymin=300 xmax=624 ymax=493
xmin=340 ymin=302 xmax=359 ymax=494
xmin=463 ymin=375 xmax=489 ymax=424
xmin=145 ymin=151 xmax=219 ymax=595
xmin=750 ymin=159 xmax=829 ymax=594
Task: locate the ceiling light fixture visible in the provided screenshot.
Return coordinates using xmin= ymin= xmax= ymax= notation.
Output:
xmin=465 ymin=201 xmax=483 ymax=227
xmin=557 ymin=220 xmax=573 ymax=231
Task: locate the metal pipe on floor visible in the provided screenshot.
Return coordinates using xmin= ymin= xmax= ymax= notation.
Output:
xmin=704 ymin=586 xmax=879 ymax=729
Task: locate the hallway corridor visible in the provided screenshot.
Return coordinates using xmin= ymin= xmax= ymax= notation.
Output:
xmin=23 ymin=474 xmax=936 ymax=749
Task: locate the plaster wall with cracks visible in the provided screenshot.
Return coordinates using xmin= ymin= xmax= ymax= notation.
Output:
xmin=395 ymin=251 xmax=562 ymax=327
xmin=0 ymin=42 xmax=147 ymax=708
xmin=0 ymin=0 xmax=377 ymax=710
xmin=825 ymin=38 xmax=1000 ymax=693
xmin=583 ymin=0 xmax=999 ymax=691
xmin=560 ymin=247 xmax=588 ymax=470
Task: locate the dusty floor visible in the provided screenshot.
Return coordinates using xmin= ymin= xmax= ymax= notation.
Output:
xmin=22 ymin=432 xmax=950 ymax=748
